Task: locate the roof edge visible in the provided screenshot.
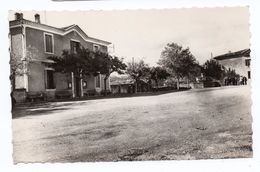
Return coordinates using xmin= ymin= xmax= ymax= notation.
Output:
xmin=9 ymin=19 xmax=111 ymax=45
xmin=214 ymin=48 xmax=250 ymax=60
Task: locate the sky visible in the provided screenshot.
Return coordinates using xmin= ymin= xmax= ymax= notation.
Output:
xmin=9 ymin=7 xmax=250 ymax=66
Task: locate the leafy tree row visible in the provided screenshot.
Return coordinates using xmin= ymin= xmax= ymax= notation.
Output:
xmin=125 ymin=60 xmax=170 ymax=92
xmin=11 ymin=42 xmax=239 ymax=95
xmin=202 ymin=59 xmax=240 ymax=82
xmin=48 ymin=47 xmax=127 ymax=95
xmin=158 ymin=43 xmax=201 ymax=89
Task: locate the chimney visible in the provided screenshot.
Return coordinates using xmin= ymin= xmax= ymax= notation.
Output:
xmin=34 ymin=13 xmax=40 ymax=23
xmin=14 ymin=13 xmax=23 ymax=20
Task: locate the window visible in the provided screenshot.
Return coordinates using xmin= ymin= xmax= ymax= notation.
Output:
xmin=245 ymin=59 xmax=251 ymax=67
xmin=93 ymin=44 xmax=99 ymax=52
xmin=248 ymin=71 xmax=251 ymax=79
xmin=70 ymin=40 xmax=80 ymax=53
xmin=46 ymin=70 xmax=55 ymax=89
xmin=95 ymin=74 xmax=101 ymax=88
xmin=44 ymin=33 xmax=54 ymax=53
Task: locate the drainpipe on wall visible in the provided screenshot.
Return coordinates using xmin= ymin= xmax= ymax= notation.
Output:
xmin=22 ymin=25 xmax=29 ymax=92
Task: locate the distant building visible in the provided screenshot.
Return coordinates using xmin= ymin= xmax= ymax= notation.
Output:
xmin=214 ymin=49 xmax=251 ymax=81
xmin=10 ymin=13 xmax=111 ymax=102
xmin=110 ymin=78 xmax=150 ymax=94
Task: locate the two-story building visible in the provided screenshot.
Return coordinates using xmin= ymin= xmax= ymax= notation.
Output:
xmin=10 ymin=13 xmax=112 ymax=102
xmin=214 ymin=48 xmax=251 ymax=84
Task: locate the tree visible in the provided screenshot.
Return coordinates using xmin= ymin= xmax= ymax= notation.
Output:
xmin=94 ymin=51 xmax=127 ymax=94
xmin=10 ymin=45 xmax=38 ymax=91
xmin=150 ymin=66 xmax=170 ymax=88
xmin=225 ymin=68 xmax=238 ymax=78
xmin=224 ymin=68 xmax=240 ymax=85
xmin=10 ymin=52 xmax=24 ymax=91
xmin=48 ymin=47 xmax=127 ymax=96
xmin=202 ymin=59 xmax=225 ymax=80
xmin=158 ymin=43 xmax=199 ymax=89
xmin=126 ymin=59 xmax=150 ymax=93
xmin=186 ymin=62 xmax=201 ymax=86
xmin=48 ymin=47 xmax=95 ymax=79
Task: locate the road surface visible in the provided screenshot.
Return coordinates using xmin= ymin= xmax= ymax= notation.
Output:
xmin=12 ymin=86 xmax=252 ymax=163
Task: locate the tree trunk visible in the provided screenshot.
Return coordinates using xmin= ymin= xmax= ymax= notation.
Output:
xmin=187 ymin=78 xmax=190 ymax=88
xmin=104 ymin=77 xmax=107 ymax=96
xmin=156 ymin=80 xmax=159 ymax=91
xmin=11 ymin=74 xmax=15 ymax=92
xmin=135 ymin=81 xmax=138 ymax=93
xmin=177 ymin=77 xmax=180 ymax=90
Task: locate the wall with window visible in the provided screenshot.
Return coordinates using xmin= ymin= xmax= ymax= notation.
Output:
xmin=245 ymin=59 xmax=251 ymax=67
xmin=100 ymin=75 xmax=110 ymax=90
xmin=95 ymin=74 xmax=101 ymax=88
xmin=217 ymin=56 xmax=251 ymax=79
xmin=70 ymin=40 xmax=80 ymax=53
xmin=55 ymin=73 xmax=71 ymax=90
xmin=27 ymin=62 xmax=45 ymax=92
xmin=44 ymin=33 xmax=54 ymax=54
xmin=62 ymin=31 xmax=93 ymax=52
xmin=62 ymin=31 xmax=108 ymax=53
xmin=25 ymin=27 xmax=64 ymax=61
xmin=94 ymin=74 xmax=110 ymax=91
xmin=27 ymin=63 xmax=72 ymax=93
xmin=99 ymin=45 xmax=108 ymax=53
xmin=45 ymin=69 xmax=55 ymax=89
xmin=24 ymin=27 xmax=110 ymax=96
xmin=82 ymin=75 xmax=95 ymax=90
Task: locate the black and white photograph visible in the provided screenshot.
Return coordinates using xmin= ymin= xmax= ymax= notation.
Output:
xmin=8 ymin=7 xmax=254 ymax=163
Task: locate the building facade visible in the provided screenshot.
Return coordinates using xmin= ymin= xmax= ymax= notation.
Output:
xmin=214 ymin=49 xmax=251 ymax=83
xmin=110 ymin=79 xmax=150 ymax=94
xmin=10 ymin=13 xmax=111 ymax=102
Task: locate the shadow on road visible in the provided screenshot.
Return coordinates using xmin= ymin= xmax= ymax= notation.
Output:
xmin=12 ymin=106 xmax=71 ymax=119
xmin=12 ymin=88 xmax=191 ymax=119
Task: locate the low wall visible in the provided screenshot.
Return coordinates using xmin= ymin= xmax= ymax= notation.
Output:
xmin=13 ymin=89 xmax=26 ymax=103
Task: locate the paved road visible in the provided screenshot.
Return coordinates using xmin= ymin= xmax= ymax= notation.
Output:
xmin=12 ymin=86 xmax=252 ymax=163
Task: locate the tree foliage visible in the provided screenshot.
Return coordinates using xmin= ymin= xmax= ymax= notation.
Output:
xmin=48 ymin=47 xmax=127 ymax=94
xmin=225 ymin=68 xmax=239 ymax=79
xmin=94 ymin=52 xmax=127 ymax=78
xmin=125 ymin=59 xmax=150 ymax=92
xmin=158 ymin=43 xmax=200 ymax=89
xmin=126 ymin=59 xmax=150 ymax=81
xmin=93 ymin=51 xmax=127 ymax=91
xmin=202 ymin=59 xmax=225 ymax=80
xmin=150 ymin=66 xmax=170 ymax=88
xmin=10 ymin=45 xmax=39 ymax=91
xmin=48 ymin=48 xmax=95 ymax=78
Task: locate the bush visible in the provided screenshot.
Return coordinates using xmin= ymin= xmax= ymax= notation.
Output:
xmin=101 ymin=90 xmax=112 ymax=96
xmin=151 ymin=86 xmax=177 ymax=92
xmin=203 ymin=80 xmax=221 ymax=87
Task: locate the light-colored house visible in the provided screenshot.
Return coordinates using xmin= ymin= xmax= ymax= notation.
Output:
xmin=10 ymin=13 xmax=111 ymax=102
xmin=214 ymin=49 xmax=251 ymax=82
